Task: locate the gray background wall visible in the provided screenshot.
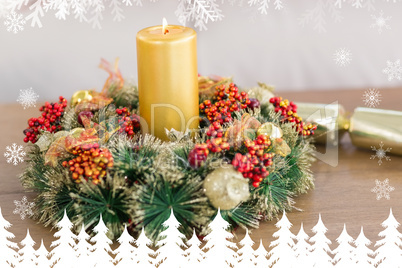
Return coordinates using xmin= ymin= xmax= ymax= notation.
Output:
xmin=1 ymin=0 xmax=402 ymax=103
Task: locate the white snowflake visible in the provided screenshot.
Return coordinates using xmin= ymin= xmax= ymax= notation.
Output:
xmin=335 ymin=0 xmax=375 ymax=10
xmin=3 ymin=11 xmax=26 ymax=33
xmin=13 ymin=196 xmax=35 ymax=220
xmin=7 ymin=0 xmax=134 ymax=29
xmin=299 ymin=0 xmax=343 ymax=34
xmin=371 ymin=10 xmax=391 ymax=34
xmin=4 ymin=143 xmax=26 ymax=166
xmin=362 ymin=88 xmax=381 ymax=107
xmin=17 ymin=87 xmax=40 ymax=109
xmin=334 ymin=48 xmax=352 ymax=67
xmin=371 ymin=179 xmax=395 ymax=200
xmin=248 ymin=0 xmax=284 ymax=14
xmin=383 ymin=59 xmax=402 ymax=81
xmin=175 ymin=0 xmax=224 ymax=31
xmin=371 ymin=142 xmax=391 ymax=165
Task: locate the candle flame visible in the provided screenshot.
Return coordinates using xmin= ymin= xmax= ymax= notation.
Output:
xmin=162 ymin=18 xmax=169 ymax=34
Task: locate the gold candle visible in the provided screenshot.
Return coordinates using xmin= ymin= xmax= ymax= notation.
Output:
xmin=137 ymin=19 xmax=199 ymax=141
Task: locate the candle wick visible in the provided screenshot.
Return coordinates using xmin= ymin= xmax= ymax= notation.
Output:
xmin=164 ymin=28 xmax=169 ymax=35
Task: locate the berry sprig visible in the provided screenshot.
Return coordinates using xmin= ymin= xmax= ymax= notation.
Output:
xmin=206 ymin=137 xmax=230 ymax=153
xmin=199 ymin=83 xmax=251 ymax=125
xmin=269 ymin=97 xmax=317 ymax=136
xmin=116 ymin=107 xmax=141 ymax=138
xmin=188 ymin=144 xmax=209 ymax=169
xmin=205 ymin=122 xmax=230 ymax=153
xmin=232 ymin=134 xmax=273 ymax=188
xmin=188 ymin=122 xmax=230 ymax=168
xmin=62 ymin=143 xmax=114 ymax=184
xmin=23 ymin=96 xmax=68 ymax=143
xmin=206 ymin=121 xmax=224 ymax=138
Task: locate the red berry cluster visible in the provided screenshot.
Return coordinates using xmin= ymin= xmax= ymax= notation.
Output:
xmin=116 ymin=107 xmax=141 ymax=138
xmin=269 ymin=97 xmax=317 ymax=136
xmin=206 ymin=121 xmax=224 ymax=138
xmin=188 ymin=122 xmax=230 ymax=169
xmin=199 ymin=83 xmax=250 ymax=125
xmin=188 ymin=144 xmax=209 ymax=169
xmin=207 ymin=137 xmax=230 ymax=153
xmin=62 ymin=143 xmax=114 ymax=184
xmin=23 ymin=96 xmax=68 ymax=143
xmin=232 ymin=134 xmax=273 ymax=188
xmin=205 ymin=122 xmax=230 ymax=153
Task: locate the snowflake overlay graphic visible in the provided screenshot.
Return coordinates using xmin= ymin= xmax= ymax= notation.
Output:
xmin=3 ymin=12 xmax=26 ymax=34
xmin=334 ymin=48 xmax=352 ymax=67
xmin=362 ymin=88 xmax=381 ymax=107
xmin=383 ymin=59 xmax=402 ymax=81
xmin=175 ymin=0 xmax=224 ymax=31
xmin=299 ymin=0 xmax=343 ymax=34
xmin=13 ymin=196 xmax=35 ymax=220
xmin=248 ymin=0 xmax=284 ymax=14
xmin=17 ymin=87 xmax=39 ymax=109
xmin=371 ymin=179 xmax=395 ymax=200
xmin=371 ymin=10 xmax=391 ymax=34
xmin=4 ymin=143 xmax=26 ymax=166
xmin=371 ymin=142 xmax=391 ymax=165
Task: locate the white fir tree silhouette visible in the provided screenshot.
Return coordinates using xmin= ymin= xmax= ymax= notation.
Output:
xmin=17 ymin=229 xmax=37 ymax=268
xmin=254 ymin=239 xmax=269 ymax=267
xmin=133 ymin=227 xmax=155 ymax=268
xmin=0 ymin=207 xmax=19 ymax=267
xmin=185 ymin=229 xmax=205 ymax=267
xmin=35 ymin=239 xmax=51 ymax=268
xmin=333 ymin=224 xmax=356 ymax=267
xmin=354 ymin=227 xmax=374 ymax=268
xmin=267 ymin=211 xmax=297 ymax=268
xmin=309 ymin=213 xmax=333 ymax=268
xmin=294 ymin=223 xmax=313 ymax=268
xmin=90 ymin=214 xmax=115 ymax=268
xmin=237 ymin=228 xmax=255 ymax=268
xmin=114 ymin=224 xmax=136 ymax=267
xmin=156 ymin=209 xmax=188 ymax=268
xmin=202 ymin=208 xmax=238 ymax=268
xmin=75 ymin=223 xmax=94 ymax=267
xmin=50 ymin=210 xmax=77 ymax=268
xmin=374 ymin=208 xmax=402 ymax=267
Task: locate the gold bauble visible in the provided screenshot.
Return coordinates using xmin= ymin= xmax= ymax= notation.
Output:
xmin=70 ymin=90 xmax=95 ymax=106
xmin=257 ymin=122 xmax=283 ymax=139
xmin=203 ymin=165 xmax=250 ymax=210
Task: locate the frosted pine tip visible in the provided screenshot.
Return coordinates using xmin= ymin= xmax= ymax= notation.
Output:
xmin=162 ymin=17 xmax=169 ymax=34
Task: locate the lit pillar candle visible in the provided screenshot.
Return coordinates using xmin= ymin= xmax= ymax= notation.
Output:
xmin=137 ymin=19 xmax=199 ymax=141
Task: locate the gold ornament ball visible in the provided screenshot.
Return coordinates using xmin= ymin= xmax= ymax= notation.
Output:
xmin=257 ymin=122 xmax=283 ymax=139
xmin=203 ymin=165 xmax=250 ymax=210
xmin=70 ymin=90 xmax=95 ymax=106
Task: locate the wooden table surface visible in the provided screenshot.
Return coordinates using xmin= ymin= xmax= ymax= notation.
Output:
xmin=1 ymin=88 xmax=401 ymax=252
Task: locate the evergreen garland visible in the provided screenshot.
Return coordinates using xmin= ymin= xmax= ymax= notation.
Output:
xmin=19 ymin=71 xmax=316 ymax=241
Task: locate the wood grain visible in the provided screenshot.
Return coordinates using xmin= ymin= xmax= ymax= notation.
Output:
xmin=1 ymin=88 xmax=401 ymax=251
